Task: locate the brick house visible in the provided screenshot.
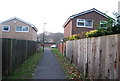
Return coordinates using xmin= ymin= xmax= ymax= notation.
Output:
xmin=63 ymin=8 xmax=110 ymax=38
xmin=0 ymin=17 xmax=38 ymax=41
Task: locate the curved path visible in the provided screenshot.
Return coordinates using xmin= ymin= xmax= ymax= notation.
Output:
xmin=33 ymin=48 xmax=66 ymax=79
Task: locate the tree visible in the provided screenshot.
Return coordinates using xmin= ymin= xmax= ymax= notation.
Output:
xmin=37 ymin=32 xmax=64 ymax=43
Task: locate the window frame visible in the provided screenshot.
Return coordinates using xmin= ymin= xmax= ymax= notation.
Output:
xmin=100 ymin=20 xmax=107 ymax=28
xmin=15 ymin=26 xmax=29 ymax=32
xmin=76 ymin=19 xmax=85 ymax=27
xmin=76 ymin=19 xmax=93 ymax=28
xmin=2 ymin=25 xmax=10 ymax=32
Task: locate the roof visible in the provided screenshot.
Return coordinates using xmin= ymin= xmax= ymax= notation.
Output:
xmin=1 ymin=17 xmax=38 ymax=32
xmin=63 ymin=8 xmax=110 ymax=28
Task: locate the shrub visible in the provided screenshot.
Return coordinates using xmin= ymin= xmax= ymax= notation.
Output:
xmin=79 ymin=32 xmax=87 ymax=38
xmin=68 ymin=34 xmax=80 ymax=40
xmin=110 ymin=24 xmax=120 ymax=34
xmin=85 ymin=30 xmax=111 ymax=37
xmin=86 ymin=30 xmax=98 ymax=37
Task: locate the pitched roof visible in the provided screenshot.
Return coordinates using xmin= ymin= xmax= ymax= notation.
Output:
xmin=63 ymin=8 xmax=110 ymax=27
xmin=1 ymin=17 xmax=38 ymax=32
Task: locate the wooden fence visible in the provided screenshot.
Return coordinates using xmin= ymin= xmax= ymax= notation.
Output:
xmin=2 ymin=38 xmax=40 ymax=76
xmin=65 ymin=34 xmax=120 ymax=79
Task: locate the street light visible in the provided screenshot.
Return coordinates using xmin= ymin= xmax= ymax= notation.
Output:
xmin=43 ymin=23 xmax=47 ymax=52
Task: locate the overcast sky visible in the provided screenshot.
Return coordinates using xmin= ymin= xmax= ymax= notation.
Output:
xmin=0 ymin=0 xmax=119 ymax=33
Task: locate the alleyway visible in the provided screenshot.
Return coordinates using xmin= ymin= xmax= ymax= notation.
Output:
xmin=33 ymin=48 xmax=66 ymax=79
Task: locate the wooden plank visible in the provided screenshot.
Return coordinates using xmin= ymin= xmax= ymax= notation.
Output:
xmin=77 ymin=39 xmax=81 ymax=69
xmin=80 ymin=39 xmax=84 ymax=72
xmin=99 ymin=36 xmax=106 ymax=79
xmin=104 ymin=36 xmax=110 ymax=79
xmin=113 ymin=34 xmax=119 ymax=79
xmin=108 ymin=35 xmax=116 ymax=79
xmin=87 ymin=38 xmax=92 ymax=78
xmin=118 ymin=34 xmax=120 ymax=80
xmin=73 ymin=40 xmax=78 ymax=65
xmin=91 ymin=37 xmax=96 ymax=79
xmin=83 ymin=38 xmax=88 ymax=77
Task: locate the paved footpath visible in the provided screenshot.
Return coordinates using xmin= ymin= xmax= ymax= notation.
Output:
xmin=33 ymin=48 xmax=66 ymax=79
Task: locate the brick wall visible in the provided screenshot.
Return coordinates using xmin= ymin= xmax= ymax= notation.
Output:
xmin=64 ymin=21 xmax=72 ymax=38
xmin=58 ymin=42 xmax=66 ymax=56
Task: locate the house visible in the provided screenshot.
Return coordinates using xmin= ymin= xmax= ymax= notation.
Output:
xmin=63 ymin=8 xmax=110 ymax=38
xmin=0 ymin=17 xmax=38 ymax=41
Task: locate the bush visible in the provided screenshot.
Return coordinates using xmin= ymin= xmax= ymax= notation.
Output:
xmin=85 ymin=30 xmax=111 ymax=37
xmin=110 ymin=24 xmax=120 ymax=34
xmin=86 ymin=30 xmax=98 ymax=37
xmin=67 ymin=24 xmax=120 ymax=39
xmin=79 ymin=32 xmax=87 ymax=38
xmin=68 ymin=34 xmax=80 ymax=40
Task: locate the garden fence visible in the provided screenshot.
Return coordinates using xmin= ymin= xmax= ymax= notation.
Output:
xmin=65 ymin=34 xmax=120 ymax=79
xmin=2 ymin=38 xmax=40 ymax=76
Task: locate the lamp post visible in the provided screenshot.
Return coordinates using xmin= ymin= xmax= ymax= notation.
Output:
xmin=43 ymin=23 xmax=47 ymax=52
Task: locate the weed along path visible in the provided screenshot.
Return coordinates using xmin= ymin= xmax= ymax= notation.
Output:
xmin=32 ymin=48 xmax=66 ymax=79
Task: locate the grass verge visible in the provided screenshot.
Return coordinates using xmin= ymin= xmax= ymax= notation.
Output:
xmin=52 ymin=48 xmax=90 ymax=80
xmin=4 ymin=49 xmax=43 ymax=79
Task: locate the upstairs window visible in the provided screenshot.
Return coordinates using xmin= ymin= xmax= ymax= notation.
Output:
xmin=100 ymin=21 xmax=107 ymax=27
xmin=85 ymin=20 xmax=93 ymax=27
xmin=2 ymin=25 xmax=10 ymax=32
xmin=16 ymin=26 xmax=22 ymax=31
xmin=77 ymin=19 xmax=85 ymax=27
xmin=16 ymin=26 xmax=29 ymax=32
xmin=76 ymin=19 xmax=93 ymax=28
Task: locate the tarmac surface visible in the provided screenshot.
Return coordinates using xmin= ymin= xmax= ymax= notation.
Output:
xmin=32 ymin=48 xmax=66 ymax=79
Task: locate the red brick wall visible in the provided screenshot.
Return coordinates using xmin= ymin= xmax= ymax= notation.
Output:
xmin=64 ymin=21 xmax=72 ymax=38
xmin=58 ymin=42 xmax=66 ymax=55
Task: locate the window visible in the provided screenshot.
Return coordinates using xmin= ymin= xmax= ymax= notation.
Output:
xmin=77 ymin=19 xmax=85 ymax=26
xmin=85 ymin=20 xmax=93 ymax=27
xmin=23 ymin=26 xmax=29 ymax=31
xmin=100 ymin=21 xmax=107 ymax=27
xmin=16 ymin=26 xmax=22 ymax=31
xmin=2 ymin=25 xmax=10 ymax=32
xmin=16 ymin=26 xmax=29 ymax=32
xmin=76 ymin=19 xmax=93 ymax=28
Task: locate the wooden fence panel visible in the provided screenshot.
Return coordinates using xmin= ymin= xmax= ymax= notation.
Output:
xmin=65 ymin=34 xmax=120 ymax=79
xmin=83 ymin=38 xmax=88 ymax=76
xmin=2 ymin=39 xmax=12 ymax=76
xmin=77 ymin=40 xmax=80 ymax=70
xmin=2 ymin=38 xmax=40 ymax=76
xmin=117 ymin=34 xmax=120 ymax=80
xmin=88 ymin=38 xmax=93 ymax=78
xmin=72 ymin=40 xmax=77 ymax=65
xmin=79 ymin=39 xmax=84 ymax=72
xmin=99 ymin=36 xmax=106 ymax=79
xmin=95 ymin=37 xmax=101 ymax=79
xmin=87 ymin=38 xmax=91 ymax=78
